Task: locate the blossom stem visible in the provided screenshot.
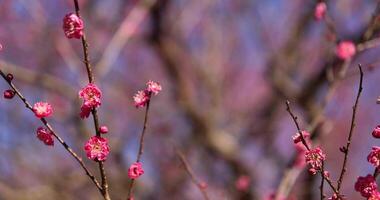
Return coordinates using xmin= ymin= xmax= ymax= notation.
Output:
xmin=174 ymin=145 xmax=210 ymax=200
xmin=285 ymin=100 xmax=342 ymax=198
xmin=127 ymin=98 xmax=151 ymax=200
xmin=72 ymin=0 xmax=110 ymax=199
xmin=337 ymin=65 xmax=363 ymax=191
xmin=0 ymin=69 xmax=102 ymax=193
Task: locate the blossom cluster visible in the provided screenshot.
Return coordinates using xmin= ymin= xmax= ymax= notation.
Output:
xmin=78 ymin=83 xmax=102 ymax=118
xmin=133 ymin=81 xmax=162 ymax=108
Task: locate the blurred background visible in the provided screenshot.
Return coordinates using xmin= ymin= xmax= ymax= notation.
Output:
xmin=1 ymin=0 xmax=380 ymax=199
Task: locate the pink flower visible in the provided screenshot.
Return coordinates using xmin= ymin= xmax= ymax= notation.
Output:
xmin=355 ymin=174 xmax=378 ymax=198
xmin=128 ymin=162 xmax=144 ymax=179
xmin=235 ymin=175 xmax=250 ymax=192
xmin=33 ymin=102 xmax=53 ymax=118
xmin=146 ymin=81 xmax=162 ymax=95
xmin=292 ymin=130 xmax=310 ymax=144
xmin=199 ymin=181 xmax=208 ymax=189
xmin=370 ymin=191 xmax=380 ymax=200
xmin=336 ymin=41 xmax=356 ymax=60
xmin=304 ymin=147 xmax=326 ymax=175
xmin=63 ymin=13 xmax=84 ymax=39
xmin=36 ymin=127 xmax=54 ymax=146
xmin=314 ymin=2 xmax=327 ymax=21
xmin=368 ymin=146 xmax=380 ymax=168
xmin=79 ymin=83 xmax=102 ymax=108
xmin=99 ymin=126 xmax=109 ymax=134
xmin=3 ymin=90 xmax=15 ymax=99
xmin=133 ymin=90 xmax=150 ymax=108
xmin=84 ymin=136 xmax=110 ymax=161
xmin=80 ymin=104 xmax=92 ymax=119
xmin=372 ymin=125 xmax=380 ymax=138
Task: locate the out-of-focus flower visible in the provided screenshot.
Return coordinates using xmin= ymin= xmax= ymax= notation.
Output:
xmin=84 ymin=136 xmax=110 ymax=161
xmin=355 ymin=174 xmax=378 ymax=198
xmin=36 ymin=127 xmax=54 ymax=146
xmin=33 ymin=102 xmax=53 ymax=118
xmin=133 ymin=90 xmax=150 ymax=108
xmin=314 ymin=2 xmax=327 ymax=21
xmin=336 ymin=41 xmax=356 ymax=60
xmin=235 ymin=175 xmax=250 ymax=192
xmin=3 ymin=90 xmax=15 ymax=99
xmin=368 ymin=146 xmax=380 ymax=168
xmin=63 ymin=13 xmax=84 ymax=39
xmin=305 ymin=147 xmax=326 ymax=175
xmin=292 ymin=130 xmax=310 ymax=144
xmin=146 ymin=81 xmax=162 ymax=95
xmin=128 ymin=162 xmax=144 ymax=179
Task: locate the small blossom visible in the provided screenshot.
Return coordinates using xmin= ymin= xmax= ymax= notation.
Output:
xmin=235 ymin=175 xmax=250 ymax=192
xmin=146 ymin=81 xmax=162 ymax=95
xmin=368 ymin=146 xmax=380 ymax=168
xmin=372 ymin=125 xmax=380 ymax=138
xmin=6 ymin=73 xmax=13 ymax=82
xmin=33 ymin=102 xmax=53 ymax=118
xmin=3 ymin=90 xmax=15 ymax=99
xmin=128 ymin=162 xmax=144 ymax=179
xmin=79 ymin=104 xmax=92 ymax=119
xmin=355 ymin=174 xmax=378 ymax=198
xmin=292 ymin=131 xmax=310 ymax=144
xmin=36 ymin=127 xmax=54 ymax=146
xmin=370 ymin=191 xmax=380 ymax=200
xmin=79 ymin=83 xmax=102 ymax=108
xmin=99 ymin=126 xmax=108 ymax=134
xmin=84 ymin=136 xmax=110 ymax=161
xmin=63 ymin=13 xmax=84 ymax=39
xmin=336 ymin=41 xmax=356 ymax=60
xmin=199 ymin=181 xmax=208 ymax=189
xmin=305 ymin=147 xmax=326 ymax=175
xmin=314 ymin=2 xmax=327 ymax=21
xmin=133 ymin=90 xmax=150 ymax=108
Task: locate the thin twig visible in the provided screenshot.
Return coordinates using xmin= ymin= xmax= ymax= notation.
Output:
xmin=285 ymin=101 xmax=310 ymax=151
xmin=336 ymin=65 xmax=364 ymax=191
xmin=174 ymin=145 xmax=210 ymax=200
xmin=71 ymin=0 xmax=110 ymax=199
xmin=320 ymin=162 xmax=325 ymax=200
xmin=127 ymin=98 xmax=151 ymax=200
xmin=0 ymin=69 xmax=102 ymax=193
xmin=285 ymin=101 xmax=341 ymax=198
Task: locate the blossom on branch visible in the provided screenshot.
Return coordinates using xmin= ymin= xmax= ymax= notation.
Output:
xmin=372 ymin=125 xmax=380 ymax=138
xmin=146 ymin=80 xmax=162 ymax=95
xmin=63 ymin=13 xmax=84 ymax=39
xmin=314 ymin=2 xmax=327 ymax=21
xmin=33 ymin=102 xmax=53 ymax=118
xmin=36 ymin=127 xmax=54 ymax=146
xmin=3 ymin=89 xmax=15 ymax=99
xmin=133 ymin=90 xmax=150 ymax=108
xmin=78 ymin=83 xmax=102 ymax=118
xmin=336 ymin=41 xmax=356 ymax=60
xmin=355 ymin=174 xmax=378 ymax=198
xmin=128 ymin=162 xmax=144 ymax=179
xmin=304 ymin=147 xmax=325 ymax=175
xmin=368 ymin=146 xmax=380 ymax=169
xmin=84 ymin=136 xmax=110 ymax=161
